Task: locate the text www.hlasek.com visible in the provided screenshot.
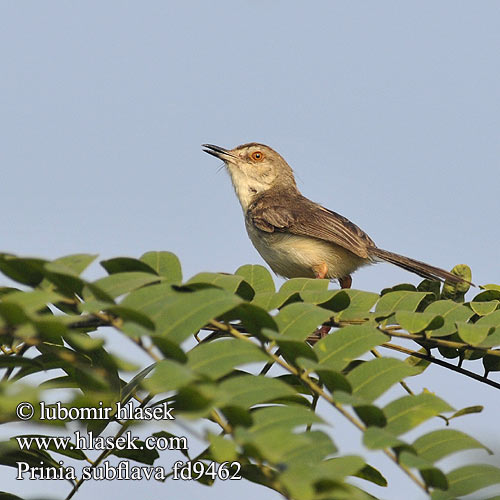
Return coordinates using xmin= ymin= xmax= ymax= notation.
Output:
xmin=14 ymin=401 xmax=242 ymax=481
xmin=17 ymin=431 xmax=183 ymax=452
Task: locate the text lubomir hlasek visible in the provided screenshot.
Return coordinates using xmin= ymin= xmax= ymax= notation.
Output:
xmin=38 ymin=401 xmax=174 ymax=421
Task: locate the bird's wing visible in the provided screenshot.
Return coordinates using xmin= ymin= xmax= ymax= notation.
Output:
xmin=248 ymin=192 xmax=375 ymax=259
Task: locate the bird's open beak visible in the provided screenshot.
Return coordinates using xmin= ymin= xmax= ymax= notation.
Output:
xmin=202 ymin=144 xmax=237 ymax=161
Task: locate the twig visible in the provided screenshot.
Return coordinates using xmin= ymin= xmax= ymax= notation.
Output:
xmin=64 ymin=394 xmax=153 ymax=500
xmin=381 ymin=342 xmax=500 ymax=391
xmin=380 ymin=329 xmax=500 ymax=357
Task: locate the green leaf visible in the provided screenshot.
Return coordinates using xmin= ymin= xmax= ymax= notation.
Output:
xmin=119 ymin=282 xmax=174 ymax=314
xmin=152 ymin=337 xmax=187 ymax=363
xmin=187 ymin=339 xmax=268 ymax=380
xmin=64 ymin=332 xmax=104 ymax=352
xmin=43 ymin=262 xmax=86 ymax=296
xmin=110 ymin=354 xmax=139 ymax=372
xmin=140 ymin=251 xmax=182 ymax=283
xmin=405 ymin=347 xmax=431 ymax=374
xmin=477 ymin=310 xmax=500 ymax=328
xmin=314 ymin=325 xmax=387 ymax=372
xmin=335 ymin=289 xmax=379 ymax=320
xmin=470 ymin=300 xmax=499 ymax=316
xmin=122 ymin=285 xmax=242 ymax=344
xmin=170 ymin=383 xmax=217 ymax=417
xmin=413 ymin=429 xmax=490 ymax=462
xmin=299 ymin=361 xmax=351 ymax=393
xmin=0 ymin=303 xmax=29 ymax=326
xmin=0 ymin=255 xmax=47 ymax=286
xmin=235 ymin=264 xmax=275 ymax=293
xmin=353 ymin=404 xmax=387 ymax=428
xmin=274 ymin=302 xmax=333 ymax=341
xmin=425 ymin=300 xmax=474 ymax=337
xmin=0 ymin=492 xmax=25 ymax=500
xmin=41 ymin=255 xmax=96 ymax=296
xmin=0 ymin=286 xmax=21 ymax=298
xmin=382 ymin=283 xmax=417 ymax=294
xmin=100 ymin=257 xmax=157 ymax=275
xmin=104 ymin=305 xmax=155 ymax=330
xmin=12 ymin=350 xmax=77 ymax=382
xmin=354 ymin=464 xmax=388 ymax=487
xmin=336 ymin=393 xmax=387 ymax=416
xmin=448 ymin=405 xmax=483 ymax=420
xmin=249 ymin=291 xmax=279 ymax=310
xmin=375 ymin=291 xmax=429 ymax=317
xmin=295 ymin=288 xmax=345 ymax=309
xmin=383 ymin=393 xmax=454 ymax=435
xmin=421 ymin=468 xmax=449 ymax=491
xmin=240 ymin=427 xmax=335 ymax=469
xmin=120 ymin=363 xmax=156 ymax=403
xmin=186 ymin=272 xmax=244 ymax=293
xmin=271 ymin=278 xmax=330 ymax=309
xmin=395 ymin=311 xmax=443 ymax=333
xmin=473 ymin=288 xmax=500 ymax=303
xmin=483 ymin=352 xmax=500 ymax=372
xmin=363 ymin=427 xmax=409 ymax=450
xmin=319 ymin=455 xmax=366 ymax=480
xmin=119 ymin=321 xmax=155 ymax=339
xmin=221 ymin=303 xmax=277 ymax=337
xmin=398 ymin=451 xmax=448 ymax=489
xmin=51 ymin=254 xmax=97 ymax=276
xmin=280 ymin=457 xmax=366 ymax=500
xmin=208 ymin=433 xmax=238 ymax=462
xmin=417 ymin=279 xmax=441 ymax=299
xmin=0 ymin=356 xmax=44 ymax=370
xmin=347 ymin=358 xmax=418 ymax=402
xmin=482 ymin=284 xmax=500 ymax=291
xmin=220 ymin=406 xmax=253 ymax=428
xmin=33 ymin=318 xmax=67 ymax=342
xmin=431 ymin=464 xmax=500 ymax=499
xmin=457 ymin=321 xmax=492 ymax=346
xmin=0 ymin=439 xmax=69 ymax=477
xmin=247 ymin=405 xmax=324 ymax=436
xmin=217 ymin=374 xmax=297 ymax=408
xmin=1 ymin=290 xmax=62 ymax=314
xmin=152 ymin=431 xmax=189 ymax=458
xmin=85 ymin=272 xmax=160 ymax=299
xmin=143 ymin=360 xmax=195 ymax=394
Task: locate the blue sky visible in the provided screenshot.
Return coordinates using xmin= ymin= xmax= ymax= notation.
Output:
xmin=1 ymin=2 xmax=499 ymax=499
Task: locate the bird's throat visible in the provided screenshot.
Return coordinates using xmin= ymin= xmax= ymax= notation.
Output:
xmin=227 ymin=167 xmax=266 ymax=212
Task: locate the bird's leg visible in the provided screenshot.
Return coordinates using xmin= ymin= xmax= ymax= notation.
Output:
xmin=310 ymin=274 xmax=352 ymax=343
xmin=339 ymin=275 xmax=352 ymax=289
xmin=313 ymin=262 xmax=328 ymax=280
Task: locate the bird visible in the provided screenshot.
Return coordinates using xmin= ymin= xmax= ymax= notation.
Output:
xmin=202 ymin=142 xmax=469 ymax=289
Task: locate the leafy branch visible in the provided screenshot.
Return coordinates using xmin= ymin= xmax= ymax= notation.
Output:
xmin=1 ymin=252 xmax=499 ymax=499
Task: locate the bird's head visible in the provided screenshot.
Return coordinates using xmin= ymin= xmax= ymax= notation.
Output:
xmin=202 ymin=142 xmax=296 ymax=211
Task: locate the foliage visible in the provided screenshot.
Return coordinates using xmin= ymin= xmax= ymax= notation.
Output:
xmin=1 ymin=252 xmax=500 ymax=499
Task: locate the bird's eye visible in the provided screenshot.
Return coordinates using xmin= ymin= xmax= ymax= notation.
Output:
xmin=251 ymin=151 xmax=264 ymax=161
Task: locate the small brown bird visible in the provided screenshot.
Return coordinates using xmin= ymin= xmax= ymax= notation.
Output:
xmin=203 ymin=142 xmax=467 ymax=288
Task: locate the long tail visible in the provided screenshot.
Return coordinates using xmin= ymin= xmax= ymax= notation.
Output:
xmin=369 ymin=247 xmax=471 ymax=285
